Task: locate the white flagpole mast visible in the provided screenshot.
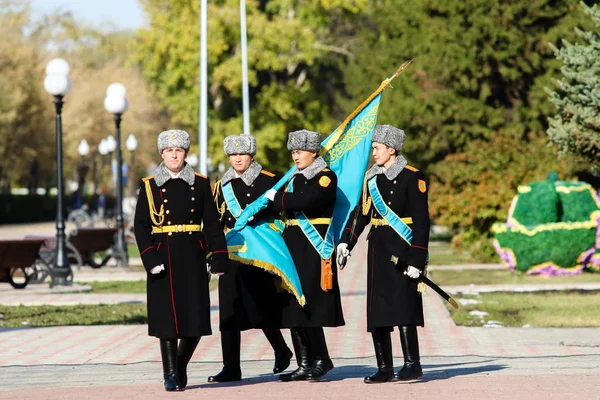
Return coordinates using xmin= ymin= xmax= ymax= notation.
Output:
xmin=240 ymin=0 xmax=251 ymax=135
xmin=199 ymin=0 xmax=208 ymax=175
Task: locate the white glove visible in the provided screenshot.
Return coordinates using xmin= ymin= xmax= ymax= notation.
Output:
xmin=264 ymin=188 xmax=277 ymax=201
xmin=404 ymin=265 xmax=421 ymax=279
xmin=207 ymin=263 xmax=224 ymax=276
xmin=336 ymin=243 xmax=350 ymax=268
xmin=150 ymin=264 xmax=165 ymax=274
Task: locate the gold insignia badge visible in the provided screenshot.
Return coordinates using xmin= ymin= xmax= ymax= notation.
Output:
xmin=235 ymin=140 xmax=240 ymax=147
xmin=170 ymin=134 xmax=177 ymax=140
xmin=418 ymin=179 xmax=427 ymax=193
xmin=319 ymin=176 xmax=331 ymax=188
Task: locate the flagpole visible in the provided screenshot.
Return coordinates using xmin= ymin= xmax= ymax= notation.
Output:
xmin=240 ymin=0 xmax=251 ymax=135
xmin=199 ymin=0 xmax=208 ymax=175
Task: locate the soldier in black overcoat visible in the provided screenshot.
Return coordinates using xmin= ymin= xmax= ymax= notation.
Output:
xmin=264 ymin=129 xmax=345 ymax=382
xmin=134 ymin=129 xmax=230 ymax=392
xmin=338 ymin=125 xmax=430 ymax=384
xmin=208 ymin=134 xmax=292 ymax=382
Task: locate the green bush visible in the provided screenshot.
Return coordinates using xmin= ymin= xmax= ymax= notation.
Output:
xmin=0 ymin=194 xmax=57 ymax=223
xmin=557 ymin=182 xmax=600 ymax=222
xmin=511 ymin=182 xmax=559 ymax=226
xmin=0 ymin=194 xmax=117 ymax=224
xmin=493 ymin=224 xmax=596 ymax=272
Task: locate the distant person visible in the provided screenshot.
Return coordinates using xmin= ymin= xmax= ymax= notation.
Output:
xmin=96 ymin=188 xmax=107 ymax=219
xmin=70 ymin=188 xmax=83 ymax=210
xmin=134 ymin=129 xmax=230 ymax=391
xmin=338 ymin=125 xmax=430 ymax=383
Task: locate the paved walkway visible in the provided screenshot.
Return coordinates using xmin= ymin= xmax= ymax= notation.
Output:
xmin=0 ymin=224 xmax=599 ymax=399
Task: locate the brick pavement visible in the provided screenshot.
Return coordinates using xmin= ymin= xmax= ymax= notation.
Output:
xmin=0 ymin=223 xmax=599 ymax=398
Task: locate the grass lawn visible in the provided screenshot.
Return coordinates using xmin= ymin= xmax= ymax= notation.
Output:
xmin=0 ymin=279 xmax=220 ymax=328
xmin=0 ymin=304 xmax=147 ymax=328
xmin=429 ymin=269 xmax=600 ymax=286
xmin=448 ymin=291 xmax=600 ymax=327
xmin=427 ymin=240 xmax=476 ymax=265
xmin=77 ymin=278 xmax=219 ymax=293
xmin=128 ymin=244 xmax=140 ymax=258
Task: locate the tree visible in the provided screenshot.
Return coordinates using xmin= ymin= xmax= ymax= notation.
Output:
xmin=547 ymin=3 xmax=600 ymax=173
xmin=134 ymin=0 xmax=369 ymax=173
xmin=0 ymin=1 xmax=54 ymax=192
xmin=0 ymin=4 xmax=170 ymax=193
xmin=339 ymin=0 xmax=595 ymax=258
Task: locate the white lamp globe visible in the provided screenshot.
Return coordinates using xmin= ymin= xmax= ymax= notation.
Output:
xmin=45 ymin=58 xmax=70 ymax=77
xmin=78 ymin=139 xmax=90 ymax=156
xmin=104 ymin=95 xmax=128 ymax=114
xmin=126 ymin=134 xmax=138 ymax=151
xmin=106 ymin=135 xmax=117 ymax=152
xmin=44 ymin=75 xmax=71 ymax=96
xmin=186 ymin=154 xmax=198 ymax=167
xmin=99 ymin=139 xmax=108 ymax=156
xmin=106 ymin=83 xmax=127 ymax=98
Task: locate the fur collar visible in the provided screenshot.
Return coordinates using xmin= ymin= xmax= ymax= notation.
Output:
xmin=221 ymin=160 xmax=263 ymax=186
xmin=153 ymin=162 xmax=196 ymax=187
xmin=297 ymin=156 xmax=328 ymax=180
xmin=365 ymin=155 xmax=408 ymax=181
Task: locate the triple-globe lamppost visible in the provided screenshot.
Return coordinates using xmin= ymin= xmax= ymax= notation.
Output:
xmin=104 ymin=83 xmax=129 ymax=264
xmin=43 ymin=58 xmax=73 ymax=286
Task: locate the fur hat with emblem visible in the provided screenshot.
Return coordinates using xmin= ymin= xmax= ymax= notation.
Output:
xmin=223 ymin=134 xmax=257 ymax=157
xmin=371 ymin=124 xmax=406 ymax=153
xmin=287 ymin=129 xmax=321 ymax=153
xmin=157 ymin=129 xmax=191 ymax=154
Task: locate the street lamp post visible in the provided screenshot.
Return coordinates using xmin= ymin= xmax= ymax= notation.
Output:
xmin=44 ymin=58 xmax=73 ymax=286
xmin=104 ymin=83 xmax=128 ymax=264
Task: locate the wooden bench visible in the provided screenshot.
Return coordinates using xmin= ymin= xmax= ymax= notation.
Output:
xmin=25 ymin=227 xmax=127 ymax=269
xmin=0 ymin=239 xmax=48 ymax=289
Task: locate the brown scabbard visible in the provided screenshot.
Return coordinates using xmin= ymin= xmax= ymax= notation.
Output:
xmin=321 ymin=257 xmax=333 ymax=292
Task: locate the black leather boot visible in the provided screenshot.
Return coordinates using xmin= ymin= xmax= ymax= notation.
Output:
xmin=208 ymin=330 xmax=242 ymax=382
xmin=394 ymin=325 xmax=423 ymax=381
xmin=306 ymin=327 xmax=334 ymax=382
xmin=364 ymin=328 xmax=394 ymax=383
xmin=160 ymin=339 xmax=184 ymax=391
xmin=279 ymin=328 xmax=312 ymax=382
xmin=177 ymin=336 xmax=200 ymax=388
xmin=263 ymin=328 xmax=293 ymax=374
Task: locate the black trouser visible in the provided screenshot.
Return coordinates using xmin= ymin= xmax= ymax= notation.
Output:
xmin=221 ymin=328 xmax=289 ymax=369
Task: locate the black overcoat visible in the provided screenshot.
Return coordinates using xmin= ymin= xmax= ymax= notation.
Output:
xmin=134 ymin=173 xmax=229 ymax=339
xmin=272 ymin=168 xmax=345 ymax=328
xmin=213 ymin=170 xmax=287 ymax=331
xmin=341 ymin=166 xmax=430 ymax=331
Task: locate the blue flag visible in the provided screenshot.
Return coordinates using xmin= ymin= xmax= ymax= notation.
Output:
xmin=226 ymin=62 xmax=413 ymax=305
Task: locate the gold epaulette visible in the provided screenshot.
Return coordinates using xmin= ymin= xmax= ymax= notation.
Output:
xmin=212 ymin=179 xmax=222 ymax=197
xmin=144 ymin=178 xmax=164 ymax=226
xmin=405 ymin=165 xmax=419 ymax=172
xmin=195 ymin=172 xmax=207 ymax=179
xmin=212 ymin=180 xmax=226 ymax=220
xmin=323 ymin=168 xmax=331 ymax=172
xmin=261 ymin=170 xmax=275 ymax=177
xmin=362 ymin=174 xmax=372 ymax=216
